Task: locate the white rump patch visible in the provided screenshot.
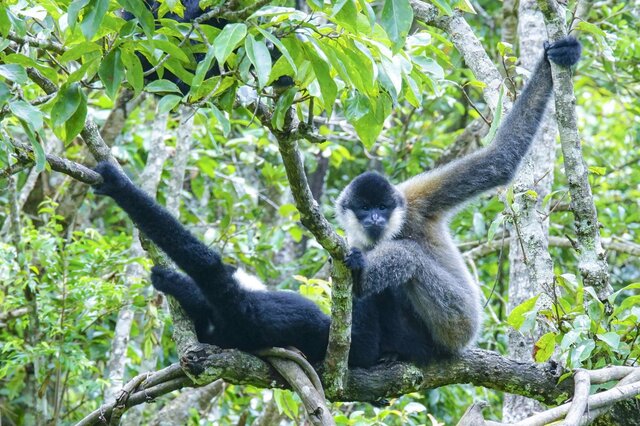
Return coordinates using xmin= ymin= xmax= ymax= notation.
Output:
xmin=233 ymin=268 xmax=267 ymax=292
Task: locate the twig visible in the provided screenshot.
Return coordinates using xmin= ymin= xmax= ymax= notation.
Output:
xmin=565 ymin=369 xmax=590 ymax=425
xmin=10 ymin=139 xmax=102 ymax=184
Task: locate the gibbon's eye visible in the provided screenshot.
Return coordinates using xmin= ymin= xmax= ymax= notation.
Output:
xmin=362 ymin=205 xmax=371 ymax=211
xmin=379 ymin=205 xmax=387 ymax=210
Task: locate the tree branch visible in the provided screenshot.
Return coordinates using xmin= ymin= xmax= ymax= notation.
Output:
xmin=10 ymin=139 xmax=102 ymax=184
xmin=251 ymin=100 xmax=351 ymax=395
xmin=536 ymin=0 xmax=613 ymax=300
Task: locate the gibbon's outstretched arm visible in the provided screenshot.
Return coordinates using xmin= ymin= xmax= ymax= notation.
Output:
xmin=398 ymin=37 xmax=582 ymax=215
xmin=93 ymin=162 xmax=223 ymax=283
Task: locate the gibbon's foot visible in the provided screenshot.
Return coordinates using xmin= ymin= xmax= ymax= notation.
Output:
xmin=345 ymin=248 xmax=366 ymax=271
xmin=544 ymin=36 xmax=582 ymax=67
xmin=93 ymin=161 xmax=132 ymax=196
xmin=150 ymin=266 xmax=177 ymax=293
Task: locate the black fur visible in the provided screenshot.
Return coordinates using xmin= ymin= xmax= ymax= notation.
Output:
xmin=94 ymin=37 xmax=581 ymax=367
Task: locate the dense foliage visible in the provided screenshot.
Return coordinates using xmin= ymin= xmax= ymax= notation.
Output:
xmin=0 ymin=0 xmax=638 ymax=424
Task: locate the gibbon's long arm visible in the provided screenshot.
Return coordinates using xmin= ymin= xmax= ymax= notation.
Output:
xmin=93 ymin=162 xmax=222 ymax=283
xmin=399 ymin=38 xmax=581 ymax=215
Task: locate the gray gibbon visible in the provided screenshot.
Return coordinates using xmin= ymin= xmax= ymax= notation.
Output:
xmin=94 ymin=37 xmax=581 ymax=367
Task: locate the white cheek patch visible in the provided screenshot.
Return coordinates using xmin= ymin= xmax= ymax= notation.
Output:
xmin=380 ymin=206 xmax=406 ymax=242
xmin=233 ymin=268 xmax=267 ymax=292
xmin=342 ymin=210 xmax=371 ymax=249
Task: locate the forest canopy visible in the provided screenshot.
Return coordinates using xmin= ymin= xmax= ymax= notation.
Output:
xmin=0 ymin=0 xmax=639 ymax=425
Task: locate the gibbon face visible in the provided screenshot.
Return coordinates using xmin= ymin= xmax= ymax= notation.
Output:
xmin=336 ymin=172 xmax=406 ymax=249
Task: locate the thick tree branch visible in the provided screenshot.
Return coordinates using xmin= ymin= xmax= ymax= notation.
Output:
xmin=252 ymin=100 xmax=351 ymax=395
xmin=536 ymin=0 xmax=613 ymax=300
xmin=179 ymin=345 xmax=572 ymax=404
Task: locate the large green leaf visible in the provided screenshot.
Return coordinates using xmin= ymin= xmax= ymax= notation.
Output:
xmin=9 ymin=100 xmax=43 ymax=131
xmin=117 ymin=0 xmax=155 ymax=38
xmin=245 ymin=35 xmax=272 ymax=89
xmin=272 ymin=87 xmax=298 ymax=131
xmin=98 ymin=48 xmax=124 ymax=99
xmin=0 ymin=64 xmax=27 ymax=84
xmin=50 ymin=83 xmax=87 ymax=143
xmin=380 ymin=0 xmax=413 ymax=53
xmin=121 ymin=46 xmax=144 ymax=95
xmin=191 ymin=45 xmax=216 ymax=93
xmin=305 ymin=47 xmax=337 ymax=117
xmin=145 ymin=79 xmax=182 ymax=94
xmin=80 ymin=0 xmax=109 ymax=40
xmin=214 ymin=23 xmax=247 ymax=66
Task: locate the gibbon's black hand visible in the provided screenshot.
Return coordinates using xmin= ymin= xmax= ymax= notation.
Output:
xmin=345 ymin=248 xmax=366 ymax=271
xmin=345 ymin=248 xmax=367 ymax=296
xmin=544 ymin=36 xmax=582 ymax=67
xmin=93 ymin=162 xmax=132 ymax=196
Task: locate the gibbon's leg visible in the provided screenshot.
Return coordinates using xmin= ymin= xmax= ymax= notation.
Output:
xmin=150 ymin=267 xmax=210 ymax=318
xmin=151 ymin=267 xmax=218 ymax=341
xmin=93 ymin=162 xmax=225 ymax=284
xmin=399 ymin=37 xmax=582 ymax=214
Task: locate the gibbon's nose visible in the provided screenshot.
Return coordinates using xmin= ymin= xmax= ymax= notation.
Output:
xmin=370 ymin=213 xmax=386 ymax=226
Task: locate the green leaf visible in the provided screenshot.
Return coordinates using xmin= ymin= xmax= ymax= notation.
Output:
xmin=0 ymin=64 xmax=28 ymax=84
xmin=208 ymin=103 xmax=230 ymax=136
xmin=507 ymin=294 xmax=539 ymax=330
xmin=534 ymin=332 xmax=557 ymax=362
xmin=305 ymin=48 xmax=337 ymax=117
xmin=588 ymin=166 xmax=606 ymax=175
xmin=59 ymin=42 xmax=101 ymax=63
xmin=117 ymin=0 xmax=155 ymax=38
xmin=18 ymin=120 xmax=46 ymax=172
xmin=574 ymin=21 xmax=607 ymax=39
xmin=380 ymin=0 xmax=413 ymax=53
xmin=145 ymin=79 xmax=181 ymax=94
xmin=344 ymin=91 xmax=370 ymax=122
xmin=483 ymin=84 xmax=505 ymax=145
xmin=9 ymin=100 xmax=43 ymax=130
xmin=597 ymin=332 xmax=621 ymax=350
xmin=121 ymin=46 xmax=144 ymax=95
xmin=431 ymin=0 xmax=454 ymax=16
xmin=272 ymin=87 xmax=298 ymax=131
xmin=80 ymin=0 xmax=109 ymax=40
xmin=50 ymin=83 xmax=87 ymax=142
xmin=151 ymin=40 xmax=190 ymax=63
xmin=156 ymin=94 xmax=182 ymax=114
xmin=98 ymin=48 xmax=124 ymax=99
xmin=0 ymin=7 xmax=10 ymax=37
xmin=190 ymin=45 xmax=216 ymax=94
xmin=0 ymin=81 xmax=10 ymax=105
xmin=245 ymin=35 xmax=272 ymax=89
xmin=68 ymin=0 xmax=90 ymax=32
xmin=255 ymin=28 xmax=297 ymax=73
xmin=214 ymin=23 xmax=247 ymax=66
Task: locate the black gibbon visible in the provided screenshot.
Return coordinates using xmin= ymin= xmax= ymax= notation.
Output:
xmin=94 ymin=37 xmax=581 ymax=367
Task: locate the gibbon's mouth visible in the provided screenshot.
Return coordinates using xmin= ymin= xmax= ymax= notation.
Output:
xmin=365 ymin=224 xmax=385 ymax=241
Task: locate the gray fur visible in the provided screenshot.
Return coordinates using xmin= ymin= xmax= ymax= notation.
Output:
xmin=338 ymin=38 xmax=581 ymax=358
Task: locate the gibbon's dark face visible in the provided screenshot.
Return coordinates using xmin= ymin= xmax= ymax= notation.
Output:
xmin=337 ymin=172 xmax=407 ymax=248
